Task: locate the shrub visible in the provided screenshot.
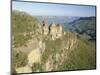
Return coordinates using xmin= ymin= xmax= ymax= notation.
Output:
xmin=32 ymin=63 xmax=43 ymax=72
xmin=12 ymin=50 xmax=28 ymax=68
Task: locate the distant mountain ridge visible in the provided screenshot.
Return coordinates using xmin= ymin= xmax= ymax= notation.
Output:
xmin=36 ymin=16 xmax=79 ymax=24
xmin=67 ymin=16 xmax=96 ymax=40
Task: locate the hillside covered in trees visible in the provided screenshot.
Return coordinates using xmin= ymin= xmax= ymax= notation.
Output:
xmin=12 ymin=10 xmax=96 ymax=74
xmin=67 ymin=17 xmax=96 ymax=41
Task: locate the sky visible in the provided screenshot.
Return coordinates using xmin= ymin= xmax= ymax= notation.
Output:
xmin=12 ymin=1 xmax=96 ymax=17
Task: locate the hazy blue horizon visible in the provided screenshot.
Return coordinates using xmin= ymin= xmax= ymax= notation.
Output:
xmin=12 ymin=1 xmax=96 ymax=17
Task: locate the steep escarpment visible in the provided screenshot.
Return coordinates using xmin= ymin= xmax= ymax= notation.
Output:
xmin=12 ymin=10 xmax=96 ymax=73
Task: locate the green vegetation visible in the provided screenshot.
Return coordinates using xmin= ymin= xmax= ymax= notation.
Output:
xmin=12 ymin=10 xmax=39 ymax=34
xmin=42 ymin=38 xmax=62 ymax=64
xmin=12 ymin=50 xmax=28 ymax=68
xmin=32 ymin=63 xmax=43 ymax=72
xmin=58 ymin=38 xmax=96 ymax=70
xmin=12 ymin=10 xmax=39 ymax=47
xmin=14 ymin=34 xmax=32 ymax=47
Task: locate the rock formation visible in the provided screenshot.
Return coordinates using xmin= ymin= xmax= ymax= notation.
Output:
xmin=50 ymin=23 xmax=63 ymax=40
xmin=42 ymin=21 xmax=49 ymax=36
xmin=16 ymin=65 xmax=32 ymax=73
xmin=42 ymin=21 xmax=63 ymax=40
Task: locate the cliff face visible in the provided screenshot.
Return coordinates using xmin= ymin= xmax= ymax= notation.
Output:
xmin=42 ymin=21 xmax=49 ymax=36
xmin=50 ymin=24 xmax=63 ymax=40
xmin=42 ymin=21 xmax=63 ymax=40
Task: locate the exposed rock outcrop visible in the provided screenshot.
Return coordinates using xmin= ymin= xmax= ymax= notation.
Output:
xmin=28 ymin=48 xmax=41 ymax=67
xmin=50 ymin=23 xmax=63 ymax=40
xmin=16 ymin=65 xmax=32 ymax=73
xmin=42 ymin=21 xmax=49 ymax=36
xmin=42 ymin=21 xmax=63 ymax=40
